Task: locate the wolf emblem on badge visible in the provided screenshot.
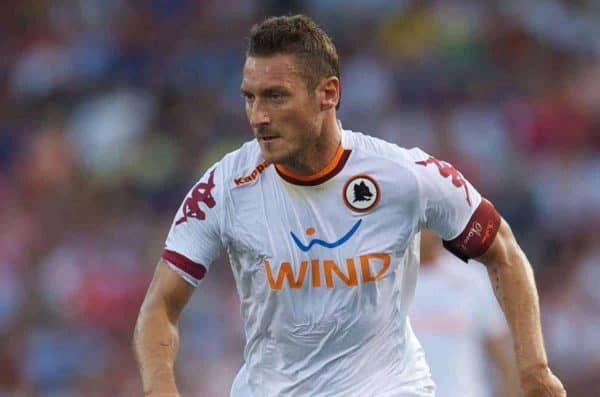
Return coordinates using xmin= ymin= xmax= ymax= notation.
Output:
xmin=343 ymin=174 xmax=380 ymax=213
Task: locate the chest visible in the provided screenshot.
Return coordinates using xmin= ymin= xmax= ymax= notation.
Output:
xmin=226 ymin=167 xmax=419 ymax=291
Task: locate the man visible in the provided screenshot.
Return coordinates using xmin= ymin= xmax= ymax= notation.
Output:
xmin=411 ymin=229 xmax=520 ymax=397
xmin=133 ymin=15 xmax=566 ymax=397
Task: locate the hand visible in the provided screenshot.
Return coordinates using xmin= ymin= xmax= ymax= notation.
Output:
xmin=520 ymin=365 xmax=566 ymax=397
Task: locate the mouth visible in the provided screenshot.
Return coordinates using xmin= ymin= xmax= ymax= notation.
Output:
xmin=258 ymin=136 xmax=280 ymax=142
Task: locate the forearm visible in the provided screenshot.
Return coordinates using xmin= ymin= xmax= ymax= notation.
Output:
xmin=485 ymin=246 xmax=548 ymax=374
xmin=478 ymin=219 xmax=565 ymax=396
xmin=133 ymin=300 xmax=181 ymax=396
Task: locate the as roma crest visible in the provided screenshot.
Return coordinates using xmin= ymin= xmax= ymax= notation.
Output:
xmin=343 ymin=174 xmax=380 ymax=213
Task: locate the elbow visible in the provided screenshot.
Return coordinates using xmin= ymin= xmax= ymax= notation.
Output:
xmin=132 ymin=310 xmax=144 ymax=360
xmin=479 ymin=218 xmax=526 ymax=269
xmin=132 ymin=298 xmax=154 ymax=359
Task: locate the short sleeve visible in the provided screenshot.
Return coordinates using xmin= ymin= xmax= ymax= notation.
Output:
xmin=409 ymin=148 xmax=501 ymax=262
xmin=162 ymin=164 xmax=225 ymax=287
xmin=409 ymin=148 xmax=482 ymax=240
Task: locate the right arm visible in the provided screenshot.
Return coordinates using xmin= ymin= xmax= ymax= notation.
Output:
xmin=134 ymin=163 xmax=222 ymax=395
xmin=133 ymin=259 xmax=195 ymax=397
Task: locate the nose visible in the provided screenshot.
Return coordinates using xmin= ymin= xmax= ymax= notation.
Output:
xmin=248 ymin=100 xmax=270 ymax=128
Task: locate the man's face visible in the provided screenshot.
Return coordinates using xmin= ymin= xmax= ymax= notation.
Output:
xmin=241 ymin=54 xmax=322 ymax=165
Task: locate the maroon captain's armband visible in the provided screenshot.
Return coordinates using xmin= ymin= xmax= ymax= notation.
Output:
xmin=442 ymin=199 xmax=501 ymax=262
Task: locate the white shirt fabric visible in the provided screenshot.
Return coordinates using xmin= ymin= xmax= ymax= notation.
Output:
xmin=164 ymin=127 xmax=483 ymax=397
xmin=410 ymin=252 xmax=508 ymax=397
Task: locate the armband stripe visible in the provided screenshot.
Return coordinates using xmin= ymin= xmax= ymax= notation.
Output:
xmin=162 ymin=249 xmax=207 ymax=280
xmin=443 ymin=198 xmax=500 ymax=262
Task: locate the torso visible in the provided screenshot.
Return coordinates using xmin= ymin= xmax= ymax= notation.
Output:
xmin=222 ymin=129 xmax=431 ymax=396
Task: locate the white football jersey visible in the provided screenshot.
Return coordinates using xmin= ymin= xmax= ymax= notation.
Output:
xmin=410 ymin=253 xmax=508 ymax=397
xmin=163 ymin=126 xmax=483 ymax=397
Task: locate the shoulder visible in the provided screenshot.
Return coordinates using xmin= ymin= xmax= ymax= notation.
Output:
xmin=343 ymin=129 xmax=431 ymax=179
xmin=344 ymin=129 xmax=428 ymax=164
xmin=209 ymin=139 xmax=267 ymax=188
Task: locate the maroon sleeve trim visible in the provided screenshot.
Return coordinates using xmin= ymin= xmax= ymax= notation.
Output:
xmin=161 ymin=249 xmax=207 ymax=280
xmin=442 ymin=198 xmax=501 ymax=262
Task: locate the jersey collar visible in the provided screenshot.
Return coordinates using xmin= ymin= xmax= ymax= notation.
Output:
xmin=275 ymin=143 xmax=351 ymax=186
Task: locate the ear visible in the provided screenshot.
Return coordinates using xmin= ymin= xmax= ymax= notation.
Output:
xmin=317 ymin=77 xmax=340 ymax=111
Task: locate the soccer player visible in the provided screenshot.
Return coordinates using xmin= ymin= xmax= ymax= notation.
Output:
xmin=411 ymin=229 xmax=520 ymax=397
xmin=133 ymin=15 xmax=566 ymax=397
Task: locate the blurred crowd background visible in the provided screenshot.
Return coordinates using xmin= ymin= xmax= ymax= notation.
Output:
xmin=0 ymin=0 xmax=598 ymax=396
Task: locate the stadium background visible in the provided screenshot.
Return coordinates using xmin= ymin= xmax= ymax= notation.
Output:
xmin=0 ymin=0 xmax=598 ymax=396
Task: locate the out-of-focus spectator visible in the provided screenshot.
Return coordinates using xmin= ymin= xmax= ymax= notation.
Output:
xmin=411 ymin=230 xmax=519 ymax=397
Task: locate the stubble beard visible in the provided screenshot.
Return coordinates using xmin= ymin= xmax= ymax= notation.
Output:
xmin=258 ymin=117 xmax=322 ymax=171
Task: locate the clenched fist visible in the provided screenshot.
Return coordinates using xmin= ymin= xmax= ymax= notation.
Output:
xmin=521 ymin=365 xmax=566 ymax=397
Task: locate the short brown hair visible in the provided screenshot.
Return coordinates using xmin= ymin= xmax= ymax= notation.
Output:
xmin=247 ymin=15 xmax=340 ymax=95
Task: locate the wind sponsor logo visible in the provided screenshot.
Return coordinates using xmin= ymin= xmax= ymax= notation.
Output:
xmin=290 ymin=220 xmax=362 ymax=252
xmin=264 ymin=253 xmax=391 ymax=290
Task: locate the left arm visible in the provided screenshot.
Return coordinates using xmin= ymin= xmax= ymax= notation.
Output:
xmin=477 ymin=218 xmax=566 ymax=397
xmin=408 ymin=149 xmax=565 ymax=395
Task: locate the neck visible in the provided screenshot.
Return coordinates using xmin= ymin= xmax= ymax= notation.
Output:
xmin=281 ymin=116 xmax=341 ymax=176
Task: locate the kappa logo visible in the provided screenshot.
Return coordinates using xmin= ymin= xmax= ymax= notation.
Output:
xmin=176 ymin=169 xmax=216 ymax=225
xmin=343 ymin=174 xmax=380 ymax=213
xmin=415 ymin=156 xmax=471 ymax=206
xmin=234 ymin=161 xmax=269 ymax=186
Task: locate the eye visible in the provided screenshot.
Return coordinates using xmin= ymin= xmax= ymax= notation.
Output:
xmin=241 ymin=92 xmax=254 ymax=103
xmin=270 ymin=92 xmax=282 ymax=100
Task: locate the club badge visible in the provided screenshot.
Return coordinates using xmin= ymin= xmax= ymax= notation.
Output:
xmin=343 ymin=174 xmax=380 ymax=213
